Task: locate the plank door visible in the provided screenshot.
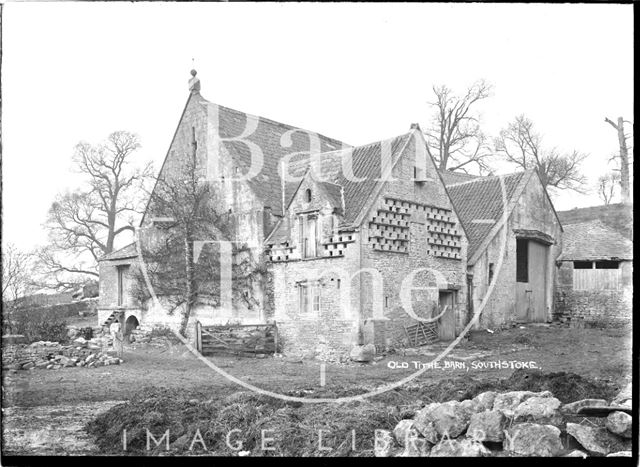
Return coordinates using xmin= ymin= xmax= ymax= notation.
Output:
xmin=438 ymin=291 xmax=456 ymax=341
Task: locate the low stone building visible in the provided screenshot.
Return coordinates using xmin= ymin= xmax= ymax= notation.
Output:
xmin=444 ymin=171 xmax=563 ymax=329
xmin=555 ymin=218 xmax=633 ymax=327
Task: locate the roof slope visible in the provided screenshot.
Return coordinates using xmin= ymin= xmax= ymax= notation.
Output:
xmin=446 ymin=172 xmax=529 ymax=258
xmin=558 ymin=203 xmax=633 ymax=240
xmin=266 ymin=132 xmax=413 ymax=245
xmin=99 ymin=243 xmax=137 ymax=262
xmin=561 ymin=220 xmax=633 ymax=261
xmin=288 ymin=133 xmax=411 ymax=226
xmin=439 ymin=170 xmax=482 ymax=185
xmin=209 ymin=100 xmax=347 ymax=216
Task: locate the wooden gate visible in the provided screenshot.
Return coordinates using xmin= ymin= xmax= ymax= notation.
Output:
xmin=196 ymin=322 xmax=278 ymax=357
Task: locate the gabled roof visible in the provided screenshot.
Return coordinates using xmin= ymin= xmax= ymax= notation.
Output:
xmin=265 ymin=132 xmax=414 ymax=245
xmin=446 ymin=171 xmax=532 ymax=260
xmin=98 ymin=243 xmax=137 ymax=262
xmin=142 ymin=92 xmax=347 ymax=226
xmin=560 ymin=220 xmax=633 ymax=261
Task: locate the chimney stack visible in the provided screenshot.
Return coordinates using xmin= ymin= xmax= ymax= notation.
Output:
xmin=189 ymin=69 xmax=201 ymax=94
xmin=410 ymin=123 xmax=421 ymax=131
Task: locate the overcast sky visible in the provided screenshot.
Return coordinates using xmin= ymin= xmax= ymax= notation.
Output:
xmin=2 ymin=2 xmax=634 ymax=252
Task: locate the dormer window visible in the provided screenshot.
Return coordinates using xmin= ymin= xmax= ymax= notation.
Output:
xmin=305 ymin=189 xmax=312 ymax=202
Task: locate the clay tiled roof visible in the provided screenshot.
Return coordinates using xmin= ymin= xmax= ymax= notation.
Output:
xmin=99 ymin=243 xmax=137 ymax=262
xmin=266 ymin=132 xmax=413 ymax=245
xmin=446 ymin=171 xmax=530 ymax=259
xmin=439 ymin=170 xmax=482 ymax=185
xmin=209 ymin=101 xmax=347 ymax=216
xmin=561 ymin=220 xmax=633 ymax=261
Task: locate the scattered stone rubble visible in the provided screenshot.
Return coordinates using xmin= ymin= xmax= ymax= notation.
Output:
xmin=375 ymin=386 xmax=633 ymax=457
xmin=3 ymin=336 xmax=123 ymax=371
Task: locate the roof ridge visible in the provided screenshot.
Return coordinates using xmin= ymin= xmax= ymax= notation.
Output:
xmin=447 ymin=170 xmax=527 ymax=188
xmin=284 ymin=131 xmax=413 ymax=169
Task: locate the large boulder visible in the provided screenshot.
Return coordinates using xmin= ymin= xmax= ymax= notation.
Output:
xmin=612 ymin=382 xmax=632 ymax=405
xmin=493 ymin=390 xmax=552 ymax=418
xmin=349 ymin=344 xmax=375 ymax=362
xmin=395 ymin=437 xmax=431 ymax=457
xmin=514 ymin=396 xmax=563 ymax=425
xmin=393 ymin=419 xmax=420 ymax=447
xmin=373 ymin=430 xmax=398 ymax=457
xmin=426 ymin=401 xmax=472 ymax=438
xmin=561 ymin=399 xmax=608 ymax=414
xmin=566 ymin=422 xmax=631 ymax=456
xmin=503 ymin=423 xmax=563 ymax=457
xmin=459 ymin=398 xmax=482 ymax=418
xmin=472 ymin=391 xmax=497 ymax=412
xmin=430 ymin=438 xmax=489 ymax=457
xmin=413 ymin=403 xmax=440 ymax=443
xmin=467 ymin=410 xmax=508 ymax=442
xmin=606 ymin=411 xmax=632 ymax=439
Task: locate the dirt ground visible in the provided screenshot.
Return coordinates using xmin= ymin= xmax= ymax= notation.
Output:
xmin=1 ymin=324 xmax=632 ymax=456
xmin=3 ymin=324 xmax=631 ymax=408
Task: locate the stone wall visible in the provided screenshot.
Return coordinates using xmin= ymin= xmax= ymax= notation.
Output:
xmin=470 ymin=174 xmax=563 ymax=329
xmin=361 ymin=134 xmax=469 ymax=348
xmin=555 ymin=261 xmax=632 ymax=327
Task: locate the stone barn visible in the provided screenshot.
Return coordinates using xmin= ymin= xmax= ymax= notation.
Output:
xmin=98 ymin=70 xmax=565 ymax=358
xmin=443 ymin=170 xmax=563 ymax=329
xmin=555 ymin=219 xmax=633 ymax=327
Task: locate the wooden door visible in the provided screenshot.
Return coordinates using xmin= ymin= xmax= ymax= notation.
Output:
xmin=438 ymin=291 xmax=456 ymax=340
xmin=515 ymin=239 xmax=548 ymax=322
xmin=528 ymin=241 xmax=548 ymax=322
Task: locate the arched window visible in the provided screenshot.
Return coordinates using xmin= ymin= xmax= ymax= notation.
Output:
xmin=305 ymin=189 xmax=312 ymax=202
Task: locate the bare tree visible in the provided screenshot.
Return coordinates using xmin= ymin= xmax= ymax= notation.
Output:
xmin=596 ymin=171 xmax=621 ymax=205
xmin=495 ymin=115 xmax=588 ymax=192
xmin=604 ymin=116 xmax=632 ymax=203
xmin=133 ymin=148 xmax=265 ymax=337
xmin=36 ymin=131 xmax=152 ymax=289
xmin=2 ymin=244 xmax=34 ymax=308
xmin=425 ymin=80 xmax=495 ymax=174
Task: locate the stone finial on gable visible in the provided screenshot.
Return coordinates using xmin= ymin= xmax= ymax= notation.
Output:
xmin=189 ymin=69 xmax=201 ymax=94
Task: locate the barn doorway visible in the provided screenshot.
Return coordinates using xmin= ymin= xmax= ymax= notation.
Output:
xmin=515 ymin=238 xmax=549 ymax=322
xmin=438 ymin=291 xmax=456 ymax=341
xmin=123 ymin=315 xmax=139 ymax=343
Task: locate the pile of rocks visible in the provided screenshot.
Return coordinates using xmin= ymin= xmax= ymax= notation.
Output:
xmin=375 ymin=387 xmax=632 ymax=457
xmin=3 ymin=337 xmax=124 ymax=371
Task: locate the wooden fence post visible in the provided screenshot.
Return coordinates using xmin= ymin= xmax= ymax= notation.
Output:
xmin=196 ymin=321 xmax=202 ymax=353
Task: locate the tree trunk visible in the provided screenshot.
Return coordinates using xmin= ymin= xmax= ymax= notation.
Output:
xmin=606 ymin=116 xmax=631 ymax=204
xmin=616 ymin=117 xmax=631 ymax=204
xmin=181 ymin=234 xmax=195 ymax=337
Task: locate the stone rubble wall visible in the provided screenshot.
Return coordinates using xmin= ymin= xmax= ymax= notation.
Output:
xmin=375 ymin=388 xmax=632 ymax=457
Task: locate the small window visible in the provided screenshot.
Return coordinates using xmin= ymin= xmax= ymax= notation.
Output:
xmin=573 ymin=261 xmax=593 ymax=269
xmin=595 ymin=261 xmax=620 ymax=269
xmin=385 ymin=295 xmax=390 ymax=309
xmin=488 ymin=263 xmax=494 ymax=284
xmin=299 ymin=282 xmax=320 ymax=315
xmin=305 ymin=189 xmax=312 ymax=202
